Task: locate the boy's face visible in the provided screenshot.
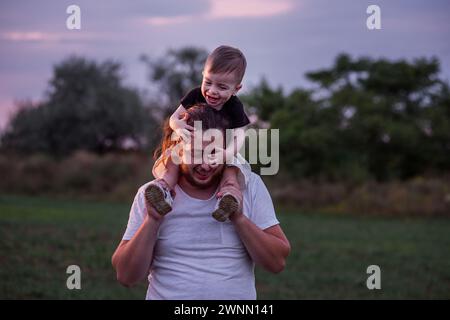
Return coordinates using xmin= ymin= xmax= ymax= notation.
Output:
xmin=201 ymin=66 xmax=242 ymax=110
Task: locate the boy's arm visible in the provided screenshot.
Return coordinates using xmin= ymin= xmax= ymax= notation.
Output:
xmin=169 ymin=104 xmax=194 ymax=141
xmin=169 ymin=104 xmax=188 ymax=130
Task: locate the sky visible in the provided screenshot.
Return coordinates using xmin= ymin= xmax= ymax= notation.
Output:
xmin=1 ymin=0 xmax=449 ymax=129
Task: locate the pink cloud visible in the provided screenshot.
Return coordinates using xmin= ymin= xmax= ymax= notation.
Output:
xmin=0 ymin=31 xmax=104 ymax=43
xmin=209 ymin=0 xmax=295 ymax=18
xmin=143 ymin=16 xmax=192 ymax=26
xmin=1 ymin=31 xmax=60 ymax=42
xmin=143 ymin=0 xmax=296 ymax=26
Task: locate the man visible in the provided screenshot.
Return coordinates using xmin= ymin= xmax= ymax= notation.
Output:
xmin=112 ymin=104 xmax=290 ymax=300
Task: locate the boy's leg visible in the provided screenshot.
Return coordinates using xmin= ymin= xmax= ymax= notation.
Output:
xmin=219 ymin=166 xmax=241 ymax=189
xmin=154 ymin=156 xmax=179 ymax=190
xmin=146 ymin=154 xmax=179 ymax=215
xmin=228 ymin=153 xmax=251 ymax=189
xmin=212 ymin=154 xmax=252 ymax=221
xmin=211 ymin=166 xmax=241 ymax=222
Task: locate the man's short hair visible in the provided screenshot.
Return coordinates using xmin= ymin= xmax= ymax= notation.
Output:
xmin=205 ymin=45 xmax=247 ymax=84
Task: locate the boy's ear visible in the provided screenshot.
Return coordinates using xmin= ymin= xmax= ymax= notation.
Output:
xmin=234 ymin=84 xmax=242 ymax=94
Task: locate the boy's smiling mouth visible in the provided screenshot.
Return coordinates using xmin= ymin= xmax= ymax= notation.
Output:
xmin=206 ymin=94 xmax=220 ymax=105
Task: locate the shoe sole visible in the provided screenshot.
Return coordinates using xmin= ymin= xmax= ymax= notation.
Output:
xmin=144 ymin=184 xmax=172 ymax=216
xmin=212 ymin=194 xmax=239 ymax=222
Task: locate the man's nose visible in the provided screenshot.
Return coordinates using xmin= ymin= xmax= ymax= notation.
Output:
xmin=199 ymin=162 xmax=212 ymax=171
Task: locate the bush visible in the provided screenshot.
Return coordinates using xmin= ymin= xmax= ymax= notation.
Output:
xmin=1 ymin=151 xmax=449 ymax=216
xmin=265 ymin=175 xmax=450 ymax=216
xmin=0 ymin=151 xmax=154 ymax=202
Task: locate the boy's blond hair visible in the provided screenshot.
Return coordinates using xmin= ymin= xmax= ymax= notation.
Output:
xmin=205 ymin=45 xmax=247 ymax=84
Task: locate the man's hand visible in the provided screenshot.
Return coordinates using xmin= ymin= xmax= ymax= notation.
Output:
xmin=145 ymin=201 xmax=166 ymax=223
xmin=217 ymin=184 xmax=243 ymax=222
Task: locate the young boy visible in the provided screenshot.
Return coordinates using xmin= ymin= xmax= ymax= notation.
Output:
xmin=145 ymin=45 xmax=251 ymax=222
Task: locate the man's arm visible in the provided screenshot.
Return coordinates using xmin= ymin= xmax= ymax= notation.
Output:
xmin=230 ymin=213 xmax=291 ymax=274
xmin=220 ymin=183 xmax=291 ymax=274
xmin=111 ymin=206 xmax=163 ymax=287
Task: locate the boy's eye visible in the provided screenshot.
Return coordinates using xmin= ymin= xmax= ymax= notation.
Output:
xmin=219 ymin=86 xmax=228 ymax=90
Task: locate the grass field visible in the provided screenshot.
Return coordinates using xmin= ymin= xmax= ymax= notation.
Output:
xmin=0 ymin=194 xmax=449 ymax=299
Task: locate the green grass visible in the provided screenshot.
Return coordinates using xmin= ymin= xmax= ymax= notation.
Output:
xmin=0 ymin=195 xmax=449 ymax=299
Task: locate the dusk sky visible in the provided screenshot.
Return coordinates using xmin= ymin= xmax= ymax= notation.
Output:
xmin=1 ymin=0 xmax=449 ymax=129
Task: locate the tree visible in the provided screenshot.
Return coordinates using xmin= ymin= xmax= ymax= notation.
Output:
xmin=1 ymin=56 xmax=157 ymax=156
xmin=140 ymin=47 xmax=208 ymax=118
xmin=241 ymin=78 xmax=285 ymax=122
xmin=245 ymin=54 xmax=450 ymax=181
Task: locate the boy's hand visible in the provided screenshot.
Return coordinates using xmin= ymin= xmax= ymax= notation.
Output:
xmin=206 ymin=147 xmax=226 ymax=166
xmin=175 ymin=128 xmax=193 ymax=143
xmin=172 ymin=113 xmax=195 ymax=142
xmin=207 ymin=146 xmax=236 ymax=166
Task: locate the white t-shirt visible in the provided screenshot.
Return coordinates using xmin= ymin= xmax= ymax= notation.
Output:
xmin=122 ymin=172 xmax=280 ymax=300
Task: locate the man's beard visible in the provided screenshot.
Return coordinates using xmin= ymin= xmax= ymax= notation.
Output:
xmin=180 ymin=164 xmax=224 ymax=189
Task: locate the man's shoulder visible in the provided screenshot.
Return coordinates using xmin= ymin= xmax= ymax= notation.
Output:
xmin=245 ymin=172 xmax=265 ymax=194
xmin=136 ymin=181 xmax=154 ymax=197
xmin=248 ymin=171 xmax=261 ymax=182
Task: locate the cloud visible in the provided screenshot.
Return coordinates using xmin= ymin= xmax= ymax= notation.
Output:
xmin=0 ymin=31 xmax=59 ymax=42
xmin=143 ymin=0 xmax=296 ymax=26
xmin=0 ymin=31 xmax=106 ymax=44
xmin=143 ymin=16 xmax=192 ymax=26
xmin=209 ymin=0 xmax=295 ymax=18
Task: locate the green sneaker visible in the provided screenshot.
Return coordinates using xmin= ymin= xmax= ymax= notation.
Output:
xmin=212 ymin=193 xmax=240 ymax=222
xmin=144 ymin=180 xmax=173 ymax=216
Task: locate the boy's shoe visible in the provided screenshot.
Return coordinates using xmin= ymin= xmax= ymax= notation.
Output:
xmin=212 ymin=193 xmax=240 ymax=222
xmin=144 ymin=180 xmax=173 ymax=216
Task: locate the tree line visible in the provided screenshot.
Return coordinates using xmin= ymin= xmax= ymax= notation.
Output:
xmin=1 ymin=48 xmax=449 ymax=181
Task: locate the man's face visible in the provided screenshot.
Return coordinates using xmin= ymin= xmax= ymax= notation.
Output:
xmin=179 ymin=135 xmax=225 ymax=189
